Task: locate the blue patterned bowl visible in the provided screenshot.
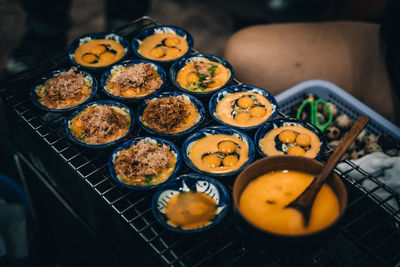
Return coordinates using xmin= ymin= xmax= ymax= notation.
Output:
xmin=68 ymin=32 xmax=130 ymax=70
xmin=169 ymin=54 xmax=234 ymax=96
xmin=136 ymin=91 xmax=205 ymax=138
xmin=108 ymin=136 xmax=181 ymax=190
xmin=66 ymin=100 xmax=134 ymax=149
xmin=131 ymin=25 xmax=194 ymax=64
xmin=254 ymin=117 xmax=327 ymax=159
xmin=152 ymin=173 xmax=231 ymax=233
xmin=100 ymin=59 xmax=167 ymax=102
xmin=30 ymin=68 xmax=97 ymax=113
xmin=182 ymin=126 xmax=255 ymax=177
xmin=209 ymin=84 xmax=278 ymax=131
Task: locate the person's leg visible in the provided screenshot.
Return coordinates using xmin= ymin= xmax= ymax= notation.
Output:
xmin=223 ymin=21 xmax=397 ymax=123
xmin=381 ymin=0 xmax=400 ymax=125
xmin=21 ymin=0 xmax=70 ymax=37
xmin=4 ymin=0 xmax=71 ymax=75
xmin=105 ymin=0 xmax=151 ymax=31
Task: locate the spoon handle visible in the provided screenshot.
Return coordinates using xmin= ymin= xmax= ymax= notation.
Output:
xmin=286 ymin=116 xmax=369 ymax=227
xmin=314 ymin=115 xmax=369 ymax=188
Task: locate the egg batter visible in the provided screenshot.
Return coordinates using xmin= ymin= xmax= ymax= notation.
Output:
xmin=74 ymin=39 xmax=126 ymax=67
xmin=138 ymin=33 xmax=188 ymax=61
xmin=215 ymin=92 xmax=274 ymax=127
xmin=239 ymin=170 xmax=340 ymax=235
xmin=260 ymin=125 xmax=321 ymax=158
xmin=188 ymin=134 xmax=248 ymax=174
xmin=165 ymin=191 xmax=217 ymax=230
xmin=176 ymin=59 xmax=231 ymax=92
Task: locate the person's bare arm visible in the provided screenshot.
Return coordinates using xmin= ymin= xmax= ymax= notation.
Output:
xmin=223 ymin=21 xmax=396 ymax=123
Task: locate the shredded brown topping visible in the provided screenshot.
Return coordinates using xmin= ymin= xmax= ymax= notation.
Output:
xmin=38 ymin=67 xmax=91 ymax=109
xmin=106 ymin=63 xmax=162 ymax=97
xmin=142 ymin=96 xmax=191 ymax=133
xmin=114 ymin=140 xmax=171 ymax=179
xmin=73 ymin=105 xmax=129 ymax=144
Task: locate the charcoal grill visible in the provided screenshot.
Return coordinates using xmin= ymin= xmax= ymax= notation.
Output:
xmin=1 ymin=16 xmax=400 ymax=266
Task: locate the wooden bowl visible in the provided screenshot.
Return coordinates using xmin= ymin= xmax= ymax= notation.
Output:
xmin=233 ymin=155 xmax=347 ymax=253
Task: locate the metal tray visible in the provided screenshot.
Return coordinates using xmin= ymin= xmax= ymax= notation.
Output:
xmin=276 ymin=79 xmax=400 ymax=140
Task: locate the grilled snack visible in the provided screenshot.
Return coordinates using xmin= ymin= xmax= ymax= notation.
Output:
xmin=141 ymin=96 xmax=200 ymax=134
xmin=105 ymin=63 xmax=162 ymax=98
xmin=69 ymin=103 xmax=131 ymax=145
xmin=35 ymin=67 xmax=92 ymax=110
xmin=113 ymin=139 xmax=177 ymax=186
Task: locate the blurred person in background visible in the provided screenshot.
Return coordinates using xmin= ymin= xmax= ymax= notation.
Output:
xmin=224 ymin=0 xmax=399 ymax=124
xmin=4 ymin=0 xmax=150 ymax=76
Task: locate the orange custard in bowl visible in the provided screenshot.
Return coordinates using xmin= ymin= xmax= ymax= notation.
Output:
xmin=177 ymin=59 xmax=231 ymax=92
xmin=74 ymin=39 xmax=126 ymax=67
xmin=138 ymin=33 xmax=188 ymax=61
xmin=165 ymin=191 xmax=217 ymax=230
xmin=188 ymin=134 xmax=249 ymax=174
xmin=239 ymin=170 xmax=340 ymax=235
xmin=260 ymin=125 xmax=321 ymax=158
xmin=216 ymin=92 xmax=274 ymax=127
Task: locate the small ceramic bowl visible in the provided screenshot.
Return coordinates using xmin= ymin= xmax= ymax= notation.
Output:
xmin=108 ymin=136 xmax=181 ymax=190
xmin=136 ymin=91 xmax=205 ymax=138
xmin=68 ymin=32 xmax=130 ymax=70
xmin=182 ymin=126 xmax=255 ymax=177
xmin=169 ymin=54 xmax=234 ymax=96
xmin=232 ymin=156 xmax=347 ymax=250
xmin=152 ymin=173 xmax=231 ymax=233
xmin=66 ymin=100 xmax=134 ymax=149
xmin=254 ymin=117 xmax=326 ymax=159
xmin=209 ymin=84 xmax=278 ymax=131
xmin=30 ymin=68 xmax=97 ymax=113
xmin=100 ymin=59 xmax=166 ymax=102
xmin=131 ymin=25 xmax=194 ymax=64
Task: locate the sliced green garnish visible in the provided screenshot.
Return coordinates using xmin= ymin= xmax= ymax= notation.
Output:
xmin=187 ymin=82 xmax=207 ymax=91
xmin=196 ymin=72 xmax=207 ymax=82
xmin=208 ymin=64 xmax=217 ymax=77
xmin=144 ymin=176 xmax=153 ymax=185
xmin=78 ymin=135 xmax=87 ymax=141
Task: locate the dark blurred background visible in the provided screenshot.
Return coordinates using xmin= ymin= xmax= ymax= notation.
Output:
xmin=0 ymin=0 xmax=388 ymax=79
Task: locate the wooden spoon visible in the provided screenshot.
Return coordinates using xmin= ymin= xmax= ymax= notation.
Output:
xmin=286 ymin=115 xmax=370 ymax=227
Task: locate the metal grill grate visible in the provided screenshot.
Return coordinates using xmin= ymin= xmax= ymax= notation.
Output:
xmin=1 ymin=16 xmax=400 ymax=267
